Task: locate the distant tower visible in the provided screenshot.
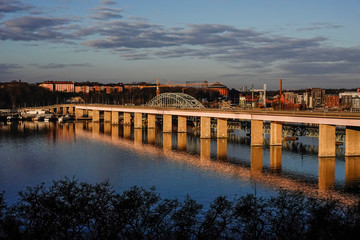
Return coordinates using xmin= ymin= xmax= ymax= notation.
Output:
xmin=280 ymin=79 xmax=282 ymax=96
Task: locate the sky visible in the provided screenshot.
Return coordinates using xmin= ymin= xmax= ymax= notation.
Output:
xmin=0 ymin=0 xmax=359 ymax=90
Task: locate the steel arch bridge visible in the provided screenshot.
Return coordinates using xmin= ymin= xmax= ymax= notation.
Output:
xmin=146 ymin=93 xmax=205 ymax=109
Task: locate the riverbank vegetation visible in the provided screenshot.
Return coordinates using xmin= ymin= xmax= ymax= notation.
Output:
xmin=1 ymin=177 xmax=360 ymax=239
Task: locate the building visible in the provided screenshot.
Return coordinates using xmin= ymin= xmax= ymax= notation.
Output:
xmin=324 ymin=95 xmax=340 ymax=108
xmin=339 ymin=92 xmax=360 ymax=109
xmin=39 ymin=82 xmax=54 ymax=92
xmin=283 ymin=92 xmax=298 ymax=104
xmin=207 ymin=82 xmax=229 ymax=97
xmin=39 ymin=81 xmax=74 ymax=92
xmin=311 ymin=88 xmax=325 ymax=108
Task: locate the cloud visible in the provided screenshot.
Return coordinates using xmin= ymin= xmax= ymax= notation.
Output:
xmin=0 ymin=63 xmax=22 ymax=72
xmin=0 ymin=0 xmax=33 ymax=13
xmin=90 ymin=6 xmax=123 ymax=20
xmin=100 ymin=0 xmax=116 ymax=5
xmin=0 ymin=16 xmax=77 ymax=41
xmin=0 ymin=63 xmax=22 ymax=78
xmin=39 ymin=63 xmax=93 ymax=69
xmin=297 ymin=22 xmax=342 ymax=31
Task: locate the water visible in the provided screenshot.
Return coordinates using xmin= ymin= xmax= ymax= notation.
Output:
xmin=0 ymin=121 xmax=359 ymax=207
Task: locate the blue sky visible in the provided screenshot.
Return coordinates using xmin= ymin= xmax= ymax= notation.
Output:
xmin=0 ymin=0 xmax=359 ymax=90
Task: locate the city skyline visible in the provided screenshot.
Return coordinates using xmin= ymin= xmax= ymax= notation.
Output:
xmin=1 ymin=0 xmax=359 ymax=90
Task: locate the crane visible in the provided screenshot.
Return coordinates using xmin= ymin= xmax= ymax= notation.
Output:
xmin=134 ymin=78 xmax=209 ymax=96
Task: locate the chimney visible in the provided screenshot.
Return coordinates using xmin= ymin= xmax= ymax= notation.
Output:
xmin=280 ymin=78 xmax=282 ymax=96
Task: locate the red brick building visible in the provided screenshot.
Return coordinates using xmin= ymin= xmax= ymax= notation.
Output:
xmin=207 ymin=82 xmax=229 ymax=97
xmin=324 ymin=95 xmax=340 ymax=108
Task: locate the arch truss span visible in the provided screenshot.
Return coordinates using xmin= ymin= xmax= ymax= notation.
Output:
xmin=146 ymin=93 xmax=205 ymax=109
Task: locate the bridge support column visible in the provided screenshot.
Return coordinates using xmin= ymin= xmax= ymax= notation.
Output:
xmin=112 ymin=111 xmax=119 ymax=125
xmin=217 ymin=118 xmax=227 ymax=138
xmin=88 ymin=110 xmax=93 ymax=118
xmin=163 ymin=133 xmax=172 ymax=151
xmin=104 ymin=111 xmax=112 ymax=123
xmin=200 ymin=139 xmax=211 ymax=160
xmin=251 ymin=146 xmax=263 ymax=175
xmin=75 ymin=108 xmax=83 ymax=119
xmin=112 ymin=125 xmax=119 ymax=139
xmin=134 ymin=113 xmax=142 ymax=129
xmin=200 ymin=117 xmax=211 ymax=138
xmin=123 ymin=125 xmax=131 ymax=139
xmin=68 ymin=107 xmax=74 ymax=115
xmin=163 ymin=114 xmax=172 ymax=133
xmin=148 ymin=114 xmax=156 ymax=128
xmin=318 ymin=157 xmax=335 ymax=191
xmin=104 ymin=123 xmax=111 ymax=134
xmin=217 ymin=138 xmax=227 ymax=160
xmin=345 ymin=156 xmax=360 ymax=190
xmin=123 ymin=112 xmax=131 ymax=125
xmin=319 ymin=124 xmax=336 ymax=157
xmin=178 ymin=133 xmax=187 ymax=151
xmin=92 ymin=110 xmax=100 ymax=123
xmin=345 ymin=126 xmax=360 ymax=156
xmin=148 ymin=128 xmax=156 ymax=144
xmin=134 ymin=129 xmax=142 ymax=144
xmin=270 ymin=121 xmax=282 ymax=146
xmin=178 ymin=116 xmax=187 ymax=133
xmin=270 ymin=146 xmax=282 ymax=173
xmin=251 ymin=120 xmax=263 ymax=146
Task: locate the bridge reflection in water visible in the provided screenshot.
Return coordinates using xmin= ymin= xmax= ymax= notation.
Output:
xmin=70 ymin=121 xmax=360 ymax=205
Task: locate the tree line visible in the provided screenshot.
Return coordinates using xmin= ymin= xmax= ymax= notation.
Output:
xmin=0 ymin=82 xmax=220 ymax=109
xmin=1 ymin=177 xmax=360 ymax=239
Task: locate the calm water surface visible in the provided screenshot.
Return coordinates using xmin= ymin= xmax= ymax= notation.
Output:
xmin=0 ymin=121 xmax=359 ymax=206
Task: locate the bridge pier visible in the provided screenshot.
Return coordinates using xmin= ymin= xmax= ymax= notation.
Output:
xmin=270 ymin=121 xmax=282 ymax=146
xmin=217 ymin=138 xmax=227 ymax=160
xmin=251 ymin=120 xmax=263 ymax=146
xmin=68 ymin=107 xmax=74 ymax=115
xmin=163 ymin=114 xmax=172 ymax=133
xmin=148 ymin=128 xmax=156 ymax=144
xmin=123 ymin=125 xmax=131 ymax=139
xmin=318 ymin=157 xmax=335 ymax=191
xmin=134 ymin=129 xmax=142 ymax=144
xmin=147 ymin=114 xmax=156 ymax=129
xmin=345 ymin=126 xmax=360 ymax=156
xmin=75 ymin=108 xmax=83 ymax=119
xmin=112 ymin=125 xmax=119 ymax=139
xmin=134 ymin=113 xmax=142 ymax=129
xmin=200 ymin=117 xmax=211 ymax=138
xmin=112 ymin=111 xmax=119 ymax=125
xmin=217 ymin=118 xmax=227 ymax=138
xmin=251 ymin=146 xmax=263 ymax=175
xmin=318 ymin=124 xmax=336 ymax=157
xmin=163 ymin=133 xmax=172 ymax=151
xmin=178 ymin=133 xmax=187 ymax=151
xmin=123 ymin=112 xmax=131 ymax=125
xmin=92 ymin=110 xmax=100 ymax=123
xmin=57 ymin=107 xmax=62 ymax=114
xmin=178 ymin=116 xmax=187 ymax=133
xmin=104 ymin=111 xmax=112 ymax=123
xmin=200 ymin=139 xmax=211 ymax=160
xmin=345 ymin=156 xmax=360 ymax=190
xmin=270 ymin=146 xmax=282 ymax=173
xmin=104 ymin=123 xmax=111 ymax=135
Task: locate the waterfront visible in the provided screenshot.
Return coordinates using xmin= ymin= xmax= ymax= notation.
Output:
xmin=0 ymin=121 xmax=359 ymax=206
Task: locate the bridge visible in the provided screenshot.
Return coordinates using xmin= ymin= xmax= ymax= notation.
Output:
xmin=30 ymin=103 xmax=360 ymax=158
xmin=25 ymin=92 xmax=360 ymax=158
